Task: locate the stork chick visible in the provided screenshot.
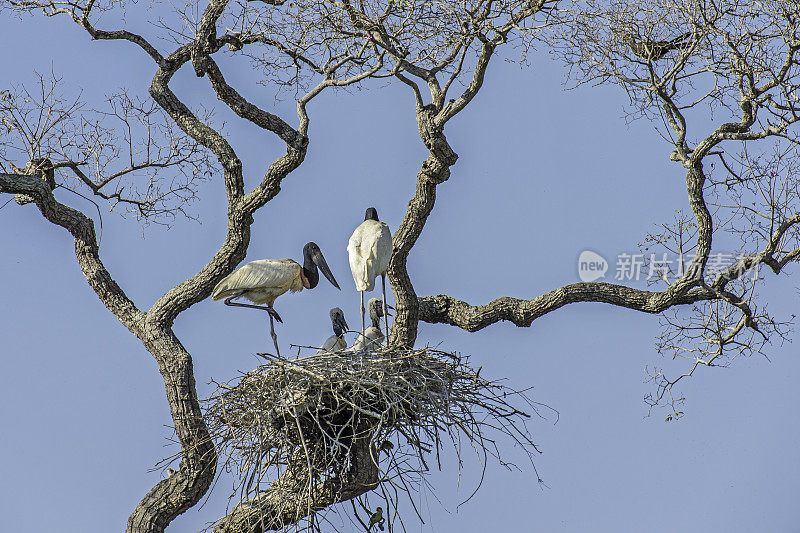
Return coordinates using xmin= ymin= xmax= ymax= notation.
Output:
xmin=352 ymin=298 xmax=392 ymax=354
xmin=317 ymin=307 xmax=349 ymax=354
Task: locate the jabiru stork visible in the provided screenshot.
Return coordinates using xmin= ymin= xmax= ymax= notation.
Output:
xmin=347 ymin=207 xmax=392 ymax=343
xmin=212 ymin=241 xmax=340 ymax=355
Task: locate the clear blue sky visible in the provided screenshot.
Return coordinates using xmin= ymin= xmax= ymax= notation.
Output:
xmin=1 ymin=7 xmax=799 ymax=533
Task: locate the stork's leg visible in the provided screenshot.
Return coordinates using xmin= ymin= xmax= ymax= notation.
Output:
xmin=381 ymin=274 xmax=389 ymax=345
xmin=268 ymin=312 xmax=280 ymax=356
xmin=223 ymin=297 xmax=283 ymax=323
xmin=360 ymin=291 xmax=366 ymax=340
xmin=223 ymin=296 xmax=282 ymax=353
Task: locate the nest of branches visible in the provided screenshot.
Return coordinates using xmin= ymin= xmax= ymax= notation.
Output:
xmin=203 ymin=347 xmax=544 ymax=532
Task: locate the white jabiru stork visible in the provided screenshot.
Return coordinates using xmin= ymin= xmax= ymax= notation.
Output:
xmin=212 ymin=241 xmax=340 ymax=356
xmin=317 ymin=307 xmax=349 ymax=354
xmin=347 ymin=207 xmax=392 ymax=343
xmin=352 ymin=298 xmax=392 ymax=354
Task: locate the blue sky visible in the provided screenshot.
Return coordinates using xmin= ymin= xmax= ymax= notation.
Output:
xmin=1 ymin=7 xmax=799 ymax=532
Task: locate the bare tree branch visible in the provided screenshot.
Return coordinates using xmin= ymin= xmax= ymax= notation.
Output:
xmin=0 ymin=79 xmax=216 ymax=224
xmin=213 ymin=439 xmax=378 ymax=532
xmin=417 ymin=282 xmax=707 ymax=332
xmin=0 ymin=170 xmax=144 ymax=328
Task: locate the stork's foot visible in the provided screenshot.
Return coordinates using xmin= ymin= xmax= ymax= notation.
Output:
xmin=266 ymin=307 xmax=283 ymax=324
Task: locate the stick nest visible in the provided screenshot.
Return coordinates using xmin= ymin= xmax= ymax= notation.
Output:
xmin=203 ymin=347 xmax=544 ymax=532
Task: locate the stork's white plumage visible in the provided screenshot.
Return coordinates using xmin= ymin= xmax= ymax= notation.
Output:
xmin=348 ymin=207 xmax=392 ymax=342
xmin=317 ymin=307 xmax=349 ymax=354
xmin=352 ymin=330 xmax=382 ymax=353
xmin=212 ymin=241 xmax=340 ymax=356
xmin=319 ymin=333 xmax=348 ymax=354
xmin=347 ymin=219 xmax=391 ymax=292
xmin=212 ymin=258 xmax=305 ymax=306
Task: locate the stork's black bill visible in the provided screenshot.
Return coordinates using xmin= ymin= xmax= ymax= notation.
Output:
xmin=330 ymin=307 xmax=348 ymax=336
xmin=365 ymin=207 xmax=379 ymax=221
xmin=316 ymin=251 xmax=341 ymax=289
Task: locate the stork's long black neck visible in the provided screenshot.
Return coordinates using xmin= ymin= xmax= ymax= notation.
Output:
xmin=302 ymin=251 xmax=319 ymax=289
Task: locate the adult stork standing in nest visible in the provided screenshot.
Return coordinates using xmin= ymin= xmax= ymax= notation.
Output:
xmin=347 ymin=207 xmax=392 ymax=343
xmin=317 ymin=307 xmax=349 ymax=354
xmin=212 ymin=242 xmax=340 ymax=356
xmin=352 ymin=298 xmax=392 ymax=354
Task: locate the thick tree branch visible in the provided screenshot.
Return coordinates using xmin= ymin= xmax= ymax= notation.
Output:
xmin=128 ymin=328 xmax=217 ymax=533
xmin=190 ymin=0 xmax=227 ymax=77
xmin=419 ymin=206 xmax=800 ymax=333
xmin=213 ymin=439 xmax=378 ymax=532
xmin=149 ymin=45 xmax=245 ymax=202
xmin=0 ymin=172 xmax=144 ymax=331
xmin=417 ymin=282 xmax=710 ymax=332
xmin=436 ymin=41 xmax=496 ymax=125
xmin=204 ymin=60 xmax=305 ymax=147
xmin=143 ymin=44 xmax=254 ymax=326
xmin=388 ymin=105 xmax=458 ymax=348
xmin=385 ymin=0 xmax=551 ymax=347
xmin=0 ymin=169 xmax=218 ymax=532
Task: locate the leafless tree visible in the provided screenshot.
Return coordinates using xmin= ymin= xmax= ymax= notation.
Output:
xmin=1 ymin=0 xmax=390 ymax=529
xmin=546 ymin=0 xmax=800 ymax=412
xmin=1 ymin=0 xmax=800 ymax=531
